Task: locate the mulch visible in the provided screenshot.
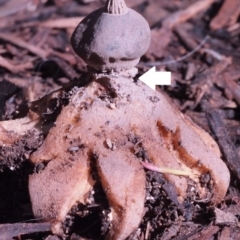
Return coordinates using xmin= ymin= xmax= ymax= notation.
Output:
xmin=0 ymin=0 xmax=240 ymax=239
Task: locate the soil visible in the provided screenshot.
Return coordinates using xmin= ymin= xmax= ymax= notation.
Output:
xmin=0 ymin=0 xmax=240 ymax=239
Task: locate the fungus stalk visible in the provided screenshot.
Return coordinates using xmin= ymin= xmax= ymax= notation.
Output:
xmin=105 ymin=0 xmax=128 ymax=14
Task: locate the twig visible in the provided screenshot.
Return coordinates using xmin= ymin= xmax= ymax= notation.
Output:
xmin=173 ymin=225 xmax=218 ymax=240
xmin=0 ymin=55 xmax=33 ymax=73
xmin=174 ymin=25 xmax=199 ymax=50
xmin=0 ymin=32 xmax=47 ymax=59
xmin=202 ymin=49 xmax=225 ymax=61
xmin=145 ymin=221 xmax=151 ymax=240
xmin=0 ymin=222 xmax=52 ymax=239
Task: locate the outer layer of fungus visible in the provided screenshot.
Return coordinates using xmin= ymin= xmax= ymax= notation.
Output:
xmin=28 ymin=0 xmax=230 ymax=239
xmin=29 ymin=77 xmax=230 ymax=238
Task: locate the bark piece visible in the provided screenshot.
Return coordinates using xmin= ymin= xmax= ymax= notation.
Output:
xmin=174 ymin=25 xmax=199 ymax=51
xmin=207 ymin=111 xmax=240 ymax=184
xmin=0 ymin=55 xmax=33 ymax=73
xmin=188 ymin=225 xmax=219 ymax=240
xmin=214 ymin=208 xmax=237 ymax=225
xmin=0 ymin=32 xmax=76 ymax=65
xmin=0 ymin=111 xmax=39 ymax=145
xmin=224 ymin=76 xmax=240 ymax=106
xmin=171 ymin=224 xmax=203 ymax=240
xmin=0 ymin=32 xmax=47 ymax=59
xmin=219 ymin=227 xmax=231 ymax=240
xmin=0 ymin=0 xmax=30 ymax=18
xmin=224 ymin=204 xmax=240 ymax=216
xmin=147 ymin=0 xmax=215 ymax=58
xmin=210 ymin=0 xmax=240 ymax=30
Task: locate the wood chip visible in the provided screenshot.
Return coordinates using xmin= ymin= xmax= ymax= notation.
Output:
xmin=161 ymin=223 xmax=181 ymax=240
xmin=224 ymin=204 xmax=240 ymax=216
xmin=51 ymin=56 xmax=78 ymax=79
xmin=0 ymin=79 xmax=20 ymax=120
xmin=210 ymin=0 xmax=240 ymax=30
xmin=162 ymin=0 xmax=216 ymax=29
xmin=188 ymin=225 xmax=219 ymax=240
xmin=0 ymin=222 xmax=52 ymax=239
xmin=0 ymin=55 xmax=33 ymax=73
xmin=223 ymin=75 xmax=240 ymax=106
xmin=0 ymin=32 xmax=48 ymax=59
xmin=219 ymin=227 xmax=231 ymax=240
xmin=214 ymin=208 xmax=238 ymax=225
xmin=207 ymin=110 xmax=240 ymax=184
xmin=0 ymin=0 xmax=30 ymax=18
xmin=174 ymin=24 xmax=199 ymax=51
xmin=40 ymin=17 xmax=84 ymax=29
xmin=185 ymin=62 xmax=196 ymax=80
xmin=147 ymin=0 xmax=215 ymax=59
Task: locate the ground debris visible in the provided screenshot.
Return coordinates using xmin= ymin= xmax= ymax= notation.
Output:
xmin=207 ymin=110 xmax=240 ymax=184
xmin=0 ymin=222 xmax=52 ymax=240
xmin=160 ymin=223 xmax=181 ymax=240
xmin=187 ymin=225 xmax=219 ymax=240
xmin=146 ymin=0 xmax=215 ymax=59
xmin=214 ymin=207 xmax=238 ymax=225
xmin=0 ymin=129 xmax=42 ymax=170
xmin=210 ymin=0 xmax=240 ymax=30
xmin=219 ymin=227 xmax=232 ymax=240
xmin=0 ymin=32 xmax=48 ymax=59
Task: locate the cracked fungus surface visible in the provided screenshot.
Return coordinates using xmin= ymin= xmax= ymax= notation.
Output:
xmin=29 ymin=76 xmax=230 ymax=240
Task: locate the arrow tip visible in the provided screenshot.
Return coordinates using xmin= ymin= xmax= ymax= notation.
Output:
xmin=139 ymin=67 xmax=156 ymax=90
xmin=139 ymin=67 xmax=171 ymax=90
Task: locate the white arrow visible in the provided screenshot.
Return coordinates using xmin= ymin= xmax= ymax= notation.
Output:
xmin=139 ymin=67 xmax=171 ymax=90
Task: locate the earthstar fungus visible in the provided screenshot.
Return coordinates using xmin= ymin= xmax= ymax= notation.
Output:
xmin=70 ymin=0 xmax=151 ymax=72
xmin=28 ymin=0 xmax=230 ymax=239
